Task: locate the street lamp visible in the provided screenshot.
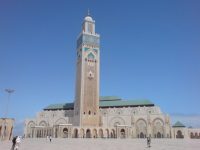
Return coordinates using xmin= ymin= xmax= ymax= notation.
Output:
xmin=4 ymin=88 xmax=15 ymax=118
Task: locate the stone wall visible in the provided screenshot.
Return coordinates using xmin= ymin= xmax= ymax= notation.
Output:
xmin=0 ymin=118 xmax=14 ymax=141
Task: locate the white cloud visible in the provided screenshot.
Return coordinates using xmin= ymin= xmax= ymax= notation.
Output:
xmin=170 ymin=114 xmax=200 ymax=128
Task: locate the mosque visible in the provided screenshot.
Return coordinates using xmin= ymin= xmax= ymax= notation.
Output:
xmin=24 ymin=14 xmax=200 ymax=139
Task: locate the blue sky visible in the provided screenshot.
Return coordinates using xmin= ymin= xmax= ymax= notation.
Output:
xmin=0 ymin=0 xmax=200 ymax=135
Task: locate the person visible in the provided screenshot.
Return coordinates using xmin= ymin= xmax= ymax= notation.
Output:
xmin=147 ymin=136 xmax=151 ymax=148
xmin=11 ymin=136 xmax=17 ymax=150
xmin=49 ymin=135 xmax=52 ymax=142
xmin=15 ymin=136 xmax=21 ymax=150
xmin=46 ymin=135 xmax=49 ymax=141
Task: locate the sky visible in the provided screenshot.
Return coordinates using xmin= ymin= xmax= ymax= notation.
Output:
xmin=0 ymin=0 xmax=200 ymax=135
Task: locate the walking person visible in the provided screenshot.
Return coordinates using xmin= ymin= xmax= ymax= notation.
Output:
xmin=49 ymin=135 xmax=52 ymax=142
xmin=147 ymin=136 xmax=151 ymax=148
xmin=11 ymin=136 xmax=17 ymax=150
xmin=14 ymin=136 xmax=21 ymax=150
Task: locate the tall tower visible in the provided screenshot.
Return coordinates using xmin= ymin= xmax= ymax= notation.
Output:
xmin=74 ymin=13 xmax=100 ymax=127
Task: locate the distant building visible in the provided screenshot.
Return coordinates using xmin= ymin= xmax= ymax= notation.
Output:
xmin=24 ymin=14 xmax=200 ymax=139
xmin=0 ymin=118 xmax=14 ymax=141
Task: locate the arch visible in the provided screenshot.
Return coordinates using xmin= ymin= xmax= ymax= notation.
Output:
xmin=120 ymin=129 xmax=125 ymax=138
xmin=110 ymin=129 xmax=115 ymax=138
xmin=86 ymin=129 xmax=91 ymax=138
xmin=63 ymin=128 xmax=68 ymax=138
xmin=92 ymin=129 xmax=97 ymax=138
xmin=87 ymin=52 xmax=95 ymax=60
xmin=140 ymin=132 xmax=145 ymax=138
xmin=73 ymin=128 xmax=78 ymax=138
xmin=136 ymin=119 xmax=147 ymax=138
xmin=176 ymin=130 xmax=184 ymax=138
xmin=55 ymin=118 xmax=67 ymax=125
xmin=98 ymin=129 xmax=103 ymax=138
xmin=39 ymin=120 xmax=48 ymax=126
xmin=27 ymin=121 xmax=36 ymax=138
xmin=190 ymin=132 xmax=194 ymax=138
xmin=55 ymin=128 xmax=58 ymax=138
xmin=105 ymin=129 xmax=109 ymax=138
xmin=109 ymin=117 xmax=125 ymax=127
xmin=157 ymin=132 xmax=161 ymax=138
xmin=153 ymin=118 xmax=164 ymax=138
xmin=27 ymin=121 xmax=36 ymax=127
xmin=195 ymin=132 xmax=198 ymax=138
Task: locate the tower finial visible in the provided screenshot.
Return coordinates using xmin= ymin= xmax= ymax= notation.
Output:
xmin=87 ymin=8 xmax=90 ymax=16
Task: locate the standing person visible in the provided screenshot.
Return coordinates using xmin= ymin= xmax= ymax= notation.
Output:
xmin=147 ymin=136 xmax=151 ymax=148
xmin=49 ymin=135 xmax=52 ymax=142
xmin=15 ymin=136 xmax=21 ymax=150
xmin=11 ymin=136 xmax=17 ymax=150
xmin=46 ymin=135 xmax=49 ymax=141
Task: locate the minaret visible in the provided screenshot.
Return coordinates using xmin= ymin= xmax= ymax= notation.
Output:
xmin=74 ymin=13 xmax=100 ymax=127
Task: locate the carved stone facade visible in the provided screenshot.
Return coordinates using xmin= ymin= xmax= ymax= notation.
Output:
xmin=0 ymin=118 xmax=14 ymax=141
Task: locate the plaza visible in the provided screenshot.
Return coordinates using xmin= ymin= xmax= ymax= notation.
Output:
xmin=1 ymin=138 xmax=200 ymax=150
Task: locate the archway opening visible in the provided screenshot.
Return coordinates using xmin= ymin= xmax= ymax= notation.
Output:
xmin=140 ymin=132 xmax=145 ymax=138
xmin=190 ymin=132 xmax=194 ymax=138
xmin=176 ymin=130 xmax=184 ymax=138
xmin=120 ymin=129 xmax=125 ymax=138
xmin=63 ymin=128 xmax=68 ymax=138
xmin=86 ymin=129 xmax=91 ymax=138
xmin=110 ymin=129 xmax=115 ymax=138
xmin=73 ymin=129 xmax=78 ymax=138
xmin=99 ymin=129 xmax=103 ymax=138
xmin=106 ymin=129 xmax=109 ymax=138
xmin=157 ymin=132 xmax=161 ymax=138
xmin=93 ymin=129 xmax=97 ymax=138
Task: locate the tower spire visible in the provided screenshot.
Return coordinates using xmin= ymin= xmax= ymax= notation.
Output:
xmin=87 ymin=8 xmax=90 ymax=16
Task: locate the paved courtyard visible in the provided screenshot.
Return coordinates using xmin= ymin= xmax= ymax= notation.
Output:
xmin=1 ymin=138 xmax=200 ymax=150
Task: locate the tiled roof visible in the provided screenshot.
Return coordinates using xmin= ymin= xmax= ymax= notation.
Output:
xmin=100 ymin=96 xmax=121 ymax=101
xmin=43 ymin=96 xmax=154 ymax=110
xmin=172 ymin=121 xmax=185 ymax=127
xmin=44 ymin=103 xmax=74 ymax=110
xmin=100 ymin=99 xmax=154 ymax=108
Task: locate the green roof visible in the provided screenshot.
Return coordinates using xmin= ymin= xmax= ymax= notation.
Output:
xmin=173 ymin=121 xmax=185 ymax=127
xmin=100 ymin=99 xmax=153 ymax=108
xmin=100 ymin=96 xmax=121 ymax=101
xmin=44 ymin=103 xmax=74 ymax=110
xmin=44 ymin=96 xmax=154 ymax=110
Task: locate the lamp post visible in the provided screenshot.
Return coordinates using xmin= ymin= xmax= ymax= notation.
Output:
xmin=4 ymin=88 xmax=15 ymax=118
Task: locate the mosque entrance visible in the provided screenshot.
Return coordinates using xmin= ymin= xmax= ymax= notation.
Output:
xmin=140 ymin=132 xmax=145 ymax=138
xmin=86 ymin=129 xmax=91 ymax=138
xmin=157 ymin=132 xmax=161 ymax=138
xmin=73 ymin=129 xmax=78 ymax=138
xmin=63 ymin=128 xmax=68 ymax=138
xmin=176 ymin=130 xmax=184 ymax=138
xmin=120 ymin=129 xmax=125 ymax=138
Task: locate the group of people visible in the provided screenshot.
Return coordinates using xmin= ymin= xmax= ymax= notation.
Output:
xmin=11 ymin=136 xmax=21 ymax=150
xmin=46 ymin=135 xmax=52 ymax=142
